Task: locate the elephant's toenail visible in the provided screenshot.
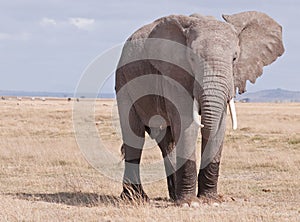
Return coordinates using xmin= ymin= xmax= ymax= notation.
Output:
xmin=181 ymin=203 xmax=189 ymax=208
xmin=190 ymin=202 xmax=200 ymax=208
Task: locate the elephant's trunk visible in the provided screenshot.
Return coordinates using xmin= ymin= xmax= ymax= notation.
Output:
xmin=193 ymin=97 xmax=238 ymax=131
xmin=200 ymin=93 xmax=227 ymax=139
xmin=199 ymin=70 xmax=229 ymax=131
xmin=199 ymin=75 xmax=228 ymax=159
xmin=196 ymin=66 xmax=232 ymax=196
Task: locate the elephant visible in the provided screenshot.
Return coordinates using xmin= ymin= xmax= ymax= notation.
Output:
xmin=115 ymin=11 xmax=284 ymax=205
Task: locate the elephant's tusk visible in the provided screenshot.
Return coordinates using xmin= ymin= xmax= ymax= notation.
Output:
xmin=229 ymin=98 xmax=238 ymax=130
xmin=193 ymin=99 xmax=204 ymax=128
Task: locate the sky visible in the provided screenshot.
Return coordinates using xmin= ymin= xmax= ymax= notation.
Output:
xmin=0 ymin=0 xmax=299 ymax=94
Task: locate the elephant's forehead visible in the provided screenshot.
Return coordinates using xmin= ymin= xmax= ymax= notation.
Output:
xmin=192 ymin=19 xmax=237 ymax=38
xmin=189 ymin=36 xmax=237 ymax=58
xmin=187 ymin=22 xmax=238 ymax=54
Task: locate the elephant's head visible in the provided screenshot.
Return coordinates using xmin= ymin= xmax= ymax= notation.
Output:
xmin=145 ymin=11 xmax=284 ymax=132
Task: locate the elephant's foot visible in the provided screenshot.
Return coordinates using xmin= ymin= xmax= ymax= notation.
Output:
xmin=175 ymin=196 xmax=200 ymax=208
xmin=120 ymin=183 xmax=149 ymax=203
xmin=197 ymin=192 xmax=225 ymax=204
xmin=197 ymin=161 xmax=224 ymax=205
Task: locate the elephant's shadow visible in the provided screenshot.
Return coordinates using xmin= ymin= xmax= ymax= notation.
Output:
xmin=11 ymin=192 xmax=172 ymax=208
xmin=12 ymin=192 xmax=121 ymax=207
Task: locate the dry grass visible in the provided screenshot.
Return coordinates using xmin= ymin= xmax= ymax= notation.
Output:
xmin=0 ymin=99 xmax=299 ymax=221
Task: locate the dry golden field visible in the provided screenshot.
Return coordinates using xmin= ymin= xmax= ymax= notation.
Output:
xmin=0 ymin=98 xmax=299 ymax=221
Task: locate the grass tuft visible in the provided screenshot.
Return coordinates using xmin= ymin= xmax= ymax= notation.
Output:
xmin=288 ymin=138 xmax=300 ymax=145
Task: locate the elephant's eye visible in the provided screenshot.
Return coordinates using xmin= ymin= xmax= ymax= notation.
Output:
xmin=233 ymin=52 xmax=238 ymax=62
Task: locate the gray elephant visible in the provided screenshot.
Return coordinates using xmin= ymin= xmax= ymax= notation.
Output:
xmin=115 ymin=11 xmax=284 ymax=205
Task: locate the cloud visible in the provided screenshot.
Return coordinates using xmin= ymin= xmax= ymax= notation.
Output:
xmin=40 ymin=17 xmax=57 ymax=26
xmin=68 ymin=17 xmax=95 ymax=30
xmin=0 ymin=32 xmax=31 ymax=41
xmin=0 ymin=33 xmax=11 ymax=40
xmin=39 ymin=17 xmax=95 ymax=31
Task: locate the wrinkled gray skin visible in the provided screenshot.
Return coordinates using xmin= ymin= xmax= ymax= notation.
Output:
xmin=115 ymin=11 xmax=284 ymax=204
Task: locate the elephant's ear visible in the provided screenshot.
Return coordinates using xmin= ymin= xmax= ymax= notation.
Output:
xmin=223 ymin=11 xmax=285 ymax=94
xmin=146 ymin=16 xmax=192 ymax=76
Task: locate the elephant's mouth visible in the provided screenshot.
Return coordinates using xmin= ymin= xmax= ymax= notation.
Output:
xmin=193 ymin=98 xmax=237 ymax=130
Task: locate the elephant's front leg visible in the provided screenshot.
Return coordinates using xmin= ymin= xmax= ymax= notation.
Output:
xmin=117 ymin=98 xmax=149 ymax=202
xmin=197 ymin=137 xmax=223 ymax=199
xmin=121 ymin=143 xmax=149 ymax=202
xmin=197 ymin=113 xmax=226 ymax=200
xmin=175 ymin=121 xmax=199 ymax=203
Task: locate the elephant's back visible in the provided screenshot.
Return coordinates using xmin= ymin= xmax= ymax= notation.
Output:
xmin=128 ymin=21 xmax=159 ymax=41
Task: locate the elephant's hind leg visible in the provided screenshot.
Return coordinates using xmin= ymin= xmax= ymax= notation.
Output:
xmin=155 ymin=127 xmax=177 ymax=201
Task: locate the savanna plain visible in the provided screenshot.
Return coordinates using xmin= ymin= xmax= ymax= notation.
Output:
xmin=0 ymin=99 xmax=299 ymax=221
